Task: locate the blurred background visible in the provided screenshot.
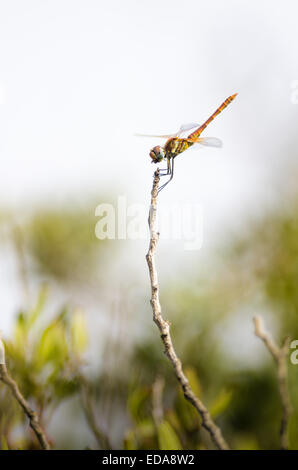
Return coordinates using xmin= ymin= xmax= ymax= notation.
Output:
xmin=0 ymin=0 xmax=298 ymax=450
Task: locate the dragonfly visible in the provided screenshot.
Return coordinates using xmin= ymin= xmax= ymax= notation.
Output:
xmin=137 ymin=93 xmax=237 ymax=192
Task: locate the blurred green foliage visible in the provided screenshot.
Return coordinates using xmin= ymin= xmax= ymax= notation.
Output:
xmin=0 ymin=196 xmax=298 ymax=450
xmin=0 ymin=286 xmax=88 ymax=449
xmin=27 ymin=208 xmax=101 ymax=282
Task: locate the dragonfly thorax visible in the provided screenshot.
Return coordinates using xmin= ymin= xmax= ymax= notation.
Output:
xmin=149 ymin=146 xmax=166 ymax=163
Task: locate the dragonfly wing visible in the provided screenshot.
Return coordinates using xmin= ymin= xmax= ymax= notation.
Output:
xmin=177 ymin=123 xmax=200 ymax=136
xmin=185 ymin=137 xmax=223 ymax=148
xmin=197 ymin=137 xmax=223 ymax=148
xmin=134 ymin=133 xmax=175 ymax=138
xmin=135 ymin=123 xmax=201 ymax=139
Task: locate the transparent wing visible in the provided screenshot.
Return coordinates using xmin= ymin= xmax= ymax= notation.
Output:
xmin=177 ymin=123 xmax=200 ymax=136
xmin=134 ymin=123 xmax=201 ymax=139
xmin=185 ymin=136 xmax=223 ymax=148
xmin=134 ymin=132 xmax=175 ymax=138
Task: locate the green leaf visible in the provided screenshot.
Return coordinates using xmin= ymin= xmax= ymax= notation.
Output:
xmin=70 ymin=309 xmax=88 ymax=354
xmin=136 ymin=418 xmax=155 ymax=439
xmin=28 ymin=284 xmax=48 ymax=328
xmin=36 ymin=321 xmax=68 ymax=367
xmin=13 ymin=312 xmax=27 ymax=351
xmin=166 ymin=409 xmax=182 ymax=432
xmin=124 ymin=430 xmax=138 ymax=450
xmin=1 ymin=435 xmax=9 ymax=450
xmin=210 ymin=389 xmax=233 ymax=418
xmin=127 ymin=386 xmax=150 ymax=422
xmin=185 ymin=366 xmax=202 ymax=398
xmin=175 ymin=366 xmax=201 ymax=431
xmin=235 ymin=434 xmax=259 ymax=450
xmin=157 ymin=420 xmax=182 ymax=450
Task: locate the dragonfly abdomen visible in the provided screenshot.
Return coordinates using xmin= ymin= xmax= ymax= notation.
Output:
xmin=188 ymin=93 xmax=237 ymax=139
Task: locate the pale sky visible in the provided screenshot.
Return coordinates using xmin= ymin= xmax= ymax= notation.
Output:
xmin=1 ymin=0 xmax=298 ymax=333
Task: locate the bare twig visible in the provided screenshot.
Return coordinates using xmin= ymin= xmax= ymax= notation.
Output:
xmin=152 ymin=375 xmax=165 ymax=427
xmin=146 ymin=169 xmax=229 ymax=450
xmin=79 ymin=374 xmax=111 ymax=450
xmin=0 ymin=337 xmax=50 ymax=450
xmin=253 ymin=315 xmax=292 ymax=450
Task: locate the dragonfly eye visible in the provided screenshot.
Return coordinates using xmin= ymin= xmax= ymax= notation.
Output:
xmin=150 ymin=146 xmax=165 ymax=163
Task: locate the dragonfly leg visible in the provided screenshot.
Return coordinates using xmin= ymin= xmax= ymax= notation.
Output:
xmin=159 ymin=158 xmax=171 ymax=177
xmin=158 ymin=158 xmax=174 ymax=193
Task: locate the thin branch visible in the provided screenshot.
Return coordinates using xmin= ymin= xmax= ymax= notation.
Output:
xmin=146 ymin=169 xmax=229 ymax=450
xmin=0 ymin=337 xmax=50 ymax=450
xmin=79 ymin=374 xmax=111 ymax=450
xmin=253 ymin=315 xmax=292 ymax=450
xmin=152 ymin=375 xmax=165 ymax=427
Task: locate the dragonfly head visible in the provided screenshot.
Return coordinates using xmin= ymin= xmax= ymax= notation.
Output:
xmin=149 ymin=146 xmax=165 ymax=164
